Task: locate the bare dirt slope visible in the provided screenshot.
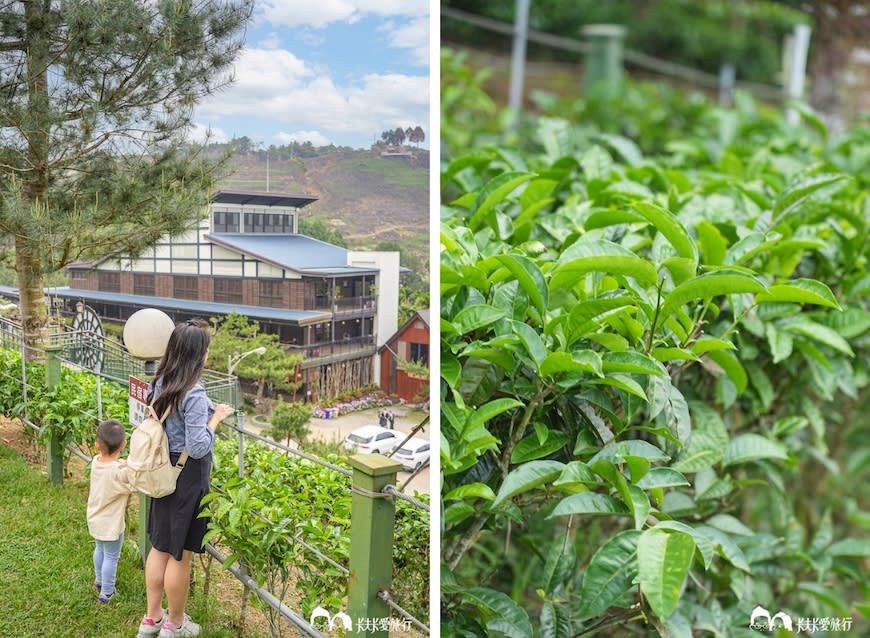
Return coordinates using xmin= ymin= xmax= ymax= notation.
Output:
xmin=217 ymin=149 xmax=430 ymax=251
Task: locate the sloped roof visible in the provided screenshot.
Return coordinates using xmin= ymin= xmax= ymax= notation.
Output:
xmin=206 ymin=233 xmax=376 ymax=275
xmin=47 ymin=287 xmax=331 ymax=325
xmin=212 ymin=189 xmax=317 ymax=208
xmin=378 ymin=309 xmax=431 ymax=353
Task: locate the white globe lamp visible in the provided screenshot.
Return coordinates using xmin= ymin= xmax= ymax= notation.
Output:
xmin=123 ymin=308 xmax=175 ymax=372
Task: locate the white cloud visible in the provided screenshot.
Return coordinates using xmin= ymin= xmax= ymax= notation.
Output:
xmin=275 ymin=130 xmax=333 ymax=146
xmin=187 ymin=122 xmax=228 ymax=144
xmin=381 ymin=16 xmax=428 ymax=66
xmin=198 ymin=47 xmax=428 ymax=145
xmin=260 ymin=0 xmax=427 ymax=29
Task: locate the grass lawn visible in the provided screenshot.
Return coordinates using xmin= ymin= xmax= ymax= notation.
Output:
xmin=0 ymin=444 xmax=263 ymax=638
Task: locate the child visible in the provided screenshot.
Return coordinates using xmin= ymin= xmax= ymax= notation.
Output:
xmin=87 ymin=419 xmax=134 ymax=603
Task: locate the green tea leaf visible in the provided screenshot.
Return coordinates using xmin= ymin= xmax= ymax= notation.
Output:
xmin=444 ymin=483 xmax=496 ymax=501
xmin=672 ymin=402 xmax=729 ymax=473
xmin=548 ymin=492 xmax=630 ymax=517
xmin=827 ymin=538 xmax=870 ymax=557
xmin=723 ymin=433 xmax=788 ymax=466
xmin=461 ymin=587 xmax=534 ymax=638
xmin=602 ymin=351 xmax=665 ymax=376
xmin=756 ymin=279 xmax=840 ymax=309
xmin=783 ymin=320 xmax=855 ymax=356
xmin=637 ymin=468 xmax=691 ymax=489
xmin=495 ymin=254 xmax=549 ymax=318
xmin=638 ymin=528 xmax=695 ymax=619
xmin=631 ymin=200 xmax=698 ymax=263
xmin=707 ymin=350 xmax=748 ymax=394
xmin=511 ymin=431 xmax=569 ymax=463
xmin=453 ymin=304 xmax=506 ymax=335
xmin=492 ymin=461 xmax=565 ymax=508
xmin=464 ymin=398 xmax=523 ymax=436
xmin=576 ymin=530 xmax=641 ymax=619
xmin=772 ymin=173 xmax=849 ymax=222
xmin=662 ymin=271 xmax=765 ymax=315
xmin=468 ymin=171 xmax=534 ymax=230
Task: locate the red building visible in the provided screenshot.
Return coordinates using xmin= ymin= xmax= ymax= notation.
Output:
xmin=379 ymin=310 xmax=429 ymax=402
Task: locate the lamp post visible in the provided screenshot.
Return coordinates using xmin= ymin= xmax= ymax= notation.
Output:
xmin=228 ymin=346 xmax=266 ymax=376
xmin=122 ymin=308 xmax=175 ymax=564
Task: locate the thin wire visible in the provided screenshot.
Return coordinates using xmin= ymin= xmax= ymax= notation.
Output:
xmin=383 ymin=485 xmax=430 ymax=512
xmin=441 ymin=6 xmax=784 ymax=102
xmin=399 ymin=458 xmax=429 ymax=492
xmin=223 ymin=420 xmax=353 ymax=478
xmin=377 ymin=590 xmax=430 ymax=634
xmin=204 ymin=544 xmax=328 ymax=638
xmin=209 ymin=484 xmax=350 ymax=576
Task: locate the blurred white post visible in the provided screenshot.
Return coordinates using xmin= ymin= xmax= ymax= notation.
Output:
xmin=785 ymin=23 xmax=812 ymax=125
xmin=719 ymin=63 xmax=736 ymax=106
xmin=508 ymin=0 xmax=530 ymax=129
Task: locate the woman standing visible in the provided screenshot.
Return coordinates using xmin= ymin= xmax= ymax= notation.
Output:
xmin=137 ymin=319 xmax=234 ymax=638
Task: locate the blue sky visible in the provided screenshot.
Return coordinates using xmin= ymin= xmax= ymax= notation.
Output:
xmin=191 ymin=0 xmax=430 ymax=150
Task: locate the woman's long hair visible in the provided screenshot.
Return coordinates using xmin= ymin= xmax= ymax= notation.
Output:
xmin=146 ymin=318 xmax=211 ymax=418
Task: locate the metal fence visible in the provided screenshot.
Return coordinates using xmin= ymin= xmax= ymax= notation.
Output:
xmin=0 ymin=315 xmax=429 ymax=637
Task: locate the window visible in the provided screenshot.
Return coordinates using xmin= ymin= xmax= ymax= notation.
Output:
xmin=98 ymin=271 xmax=120 ymax=292
xmin=409 ymin=343 xmax=428 ymax=365
xmin=174 ymin=276 xmax=198 ymax=300
xmin=71 ymin=270 xmax=88 ymax=280
xmin=134 ymin=274 xmax=154 ymax=296
xmin=214 ymin=277 xmax=242 ymax=304
xmin=283 ymin=214 xmax=295 ymax=233
xmin=265 ymin=214 xmax=282 ymax=232
xmin=259 ymin=280 xmax=283 ymax=308
xmin=214 ymin=211 xmax=239 ymax=233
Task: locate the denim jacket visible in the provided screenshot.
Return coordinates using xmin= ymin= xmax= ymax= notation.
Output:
xmin=148 ymin=380 xmax=216 ymax=458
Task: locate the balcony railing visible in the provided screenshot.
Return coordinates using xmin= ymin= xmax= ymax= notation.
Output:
xmin=289 ymin=335 xmax=377 ymax=367
xmin=307 ymin=295 xmax=376 ymax=316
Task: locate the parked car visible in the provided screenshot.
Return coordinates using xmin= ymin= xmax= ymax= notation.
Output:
xmin=343 ymin=425 xmax=400 ymax=455
xmin=393 ymin=437 xmax=430 ymax=472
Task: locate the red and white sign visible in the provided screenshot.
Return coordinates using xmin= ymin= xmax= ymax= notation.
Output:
xmin=129 ymin=376 xmax=149 ymax=427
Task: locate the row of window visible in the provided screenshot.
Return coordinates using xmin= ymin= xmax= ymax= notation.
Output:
xmin=213 ymin=211 xmax=295 ymax=234
xmin=95 ymin=273 xmax=286 ymax=308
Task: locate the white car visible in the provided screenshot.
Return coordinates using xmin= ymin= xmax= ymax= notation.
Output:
xmin=343 ymin=425 xmax=400 ymax=455
xmin=393 ymin=437 xmax=431 ymax=472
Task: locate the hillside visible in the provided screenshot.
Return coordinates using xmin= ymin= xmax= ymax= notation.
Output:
xmin=216 ymin=148 xmax=430 ymax=258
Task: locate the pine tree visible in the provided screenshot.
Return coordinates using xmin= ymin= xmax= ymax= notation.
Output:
xmin=0 ymin=0 xmax=252 ymax=355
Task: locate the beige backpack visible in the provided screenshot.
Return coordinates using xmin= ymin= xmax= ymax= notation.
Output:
xmin=127 ymin=404 xmax=189 ymax=498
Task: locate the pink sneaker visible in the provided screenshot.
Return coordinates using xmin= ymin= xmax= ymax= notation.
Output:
xmin=158 ymin=614 xmax=201 ymax=637
xmin=137 ymin=611 xmax=166 ymax=637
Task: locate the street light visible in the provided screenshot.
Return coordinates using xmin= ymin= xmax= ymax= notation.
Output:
xmin=228 ymin=346 xmax=266 ymax=376
xmin=124 ymin=308 xmax=175 ymax=374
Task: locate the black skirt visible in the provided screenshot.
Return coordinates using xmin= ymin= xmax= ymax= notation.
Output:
xmin=148 ymin=452 xmax=212 ymax=561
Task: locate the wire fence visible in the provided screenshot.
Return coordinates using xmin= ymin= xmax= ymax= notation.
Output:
xmin=0 ymin=317 xmax=430 ymax=635
xmin=441 ymin=6 xmax=786 ymax=103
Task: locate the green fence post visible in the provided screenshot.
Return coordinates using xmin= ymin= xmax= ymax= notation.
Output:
xmin=582 ymin=23 xmax=626 ymax=96
xmin=347 ymin=454 xmax=402 ymax=637
xmin=45 ymin=345 xmax=63 ymax=485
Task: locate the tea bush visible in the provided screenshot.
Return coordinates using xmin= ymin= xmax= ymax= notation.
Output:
xmin=0 ymin=348 xmax=129 ymax=456
xmin=441 ymin=52 xmax=870 ymax=636
xmin=206 ymin=438 xmax=430 ymax=628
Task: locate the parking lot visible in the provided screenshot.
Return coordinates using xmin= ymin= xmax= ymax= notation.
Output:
xmin=248 ymin=406 xmax=431 ymax=495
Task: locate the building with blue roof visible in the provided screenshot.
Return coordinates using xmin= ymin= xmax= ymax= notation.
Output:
xmin=54 ymin=189 xmax=401 ymax=399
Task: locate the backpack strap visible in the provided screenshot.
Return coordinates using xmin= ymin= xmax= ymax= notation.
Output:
xmin=174 ymin=448 xmax=190 ymax=470
xmin=149 ymin=400 xmax=189 ymax=470
xmin=147 ymin=402 xmax=172 ymax=423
